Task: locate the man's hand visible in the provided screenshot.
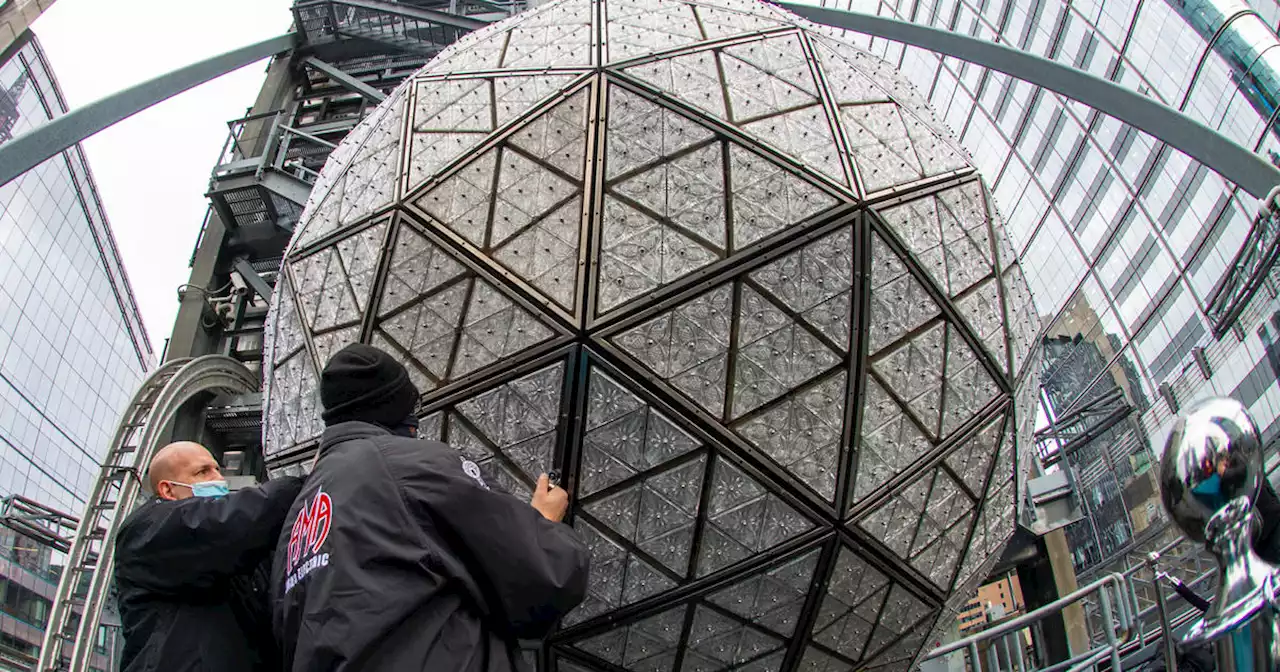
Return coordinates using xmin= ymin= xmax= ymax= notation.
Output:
xmin=530 ymin=473 xmax=568 ymax=522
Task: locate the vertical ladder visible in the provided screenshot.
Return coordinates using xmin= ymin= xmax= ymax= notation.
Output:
xmin=35 ymin=360 xmax=188 ymax=671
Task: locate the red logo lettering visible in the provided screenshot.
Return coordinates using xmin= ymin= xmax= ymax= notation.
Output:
xmin=307 ymin=491 xmax=332 ymax=553
xmin=287 ymin=489 xmax=333 ymax=575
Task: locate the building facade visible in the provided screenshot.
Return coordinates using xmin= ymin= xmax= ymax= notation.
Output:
xmin=817 ymin=0 xmax=1280 ymax=575
xmin=956 ymin=574 xmax=1023 ymax=633
xmin=0 ymin=31 xmax=151 ymax=670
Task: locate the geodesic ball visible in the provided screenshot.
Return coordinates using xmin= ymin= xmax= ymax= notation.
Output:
xmin=262 ymin=0 xmax=1042 ymax=668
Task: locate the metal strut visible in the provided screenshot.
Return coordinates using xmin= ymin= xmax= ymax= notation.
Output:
xmin=37 ymin=356 xmax=259 ymax=672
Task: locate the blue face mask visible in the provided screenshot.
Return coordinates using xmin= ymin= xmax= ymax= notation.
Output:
xmin=171 ymin=480 xmax=230 ymax=499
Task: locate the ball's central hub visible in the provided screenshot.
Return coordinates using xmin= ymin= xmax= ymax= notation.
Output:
xmin=262 ymin=0 xmax=1042 ymax=667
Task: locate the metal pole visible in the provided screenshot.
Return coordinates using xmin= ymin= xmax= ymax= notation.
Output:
xmin=1098 ymin=588 xmax=1121 ymax=672
xmin=1149 ymin=553 xmax=1179 ymax=672
xmin=775 ymin=3 xmax=1280 ymax=199
xmin=0 ymin=33 xmax=295 ymax=188
xmin=969 ymin=641 xmax=982 ymax=672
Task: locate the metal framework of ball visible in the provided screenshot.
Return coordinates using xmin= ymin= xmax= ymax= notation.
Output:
xmin=262 ymin=0 xmax=1043 ymax=668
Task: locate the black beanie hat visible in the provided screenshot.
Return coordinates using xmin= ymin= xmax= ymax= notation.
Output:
xmin=320 ymin=343 xmax=420 ymax=428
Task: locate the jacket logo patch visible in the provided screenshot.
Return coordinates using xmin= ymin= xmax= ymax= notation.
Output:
xmin=285 ymin=489 xmax=332 ymax=593
xmin=461 ymin=458 xmax=489 ymax=490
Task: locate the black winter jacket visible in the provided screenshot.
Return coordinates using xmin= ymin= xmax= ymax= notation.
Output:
xmin=271 ymin=421 xmax=589 ymax=672
xmin=114 ymin=476 xmax=304 ymax=672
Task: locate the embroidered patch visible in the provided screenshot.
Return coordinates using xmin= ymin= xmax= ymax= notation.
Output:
xmin=461 ymin=458 xmax=490 ymax=490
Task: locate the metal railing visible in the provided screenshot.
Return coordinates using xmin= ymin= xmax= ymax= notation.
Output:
xmin=212 ymin=109 xmax=348 ymax=188
xmin=293 ymin=0 xmax=504 ymax=55
xmin=922 ymin=573 xmax=1138 ymax=672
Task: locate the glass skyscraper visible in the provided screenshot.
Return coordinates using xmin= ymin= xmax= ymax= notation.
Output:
xmin=0 ymin=31 xmax=151 ymax=669
xmin=807 ymin=0 xmax=1280 ymax=574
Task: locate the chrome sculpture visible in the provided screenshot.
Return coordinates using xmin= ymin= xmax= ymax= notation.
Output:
xmin=1161 ymin=396 xmax=1280 ymax=670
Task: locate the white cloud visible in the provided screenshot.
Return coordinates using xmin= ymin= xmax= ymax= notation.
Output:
xmin=33 ymin=0 xmax=293 ymax=354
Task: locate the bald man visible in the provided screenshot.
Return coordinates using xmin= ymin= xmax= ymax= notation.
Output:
xmin=113 ymin=441 xmax=303 ymax=672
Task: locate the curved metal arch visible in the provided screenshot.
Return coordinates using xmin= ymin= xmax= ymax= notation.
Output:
xmin=776 ymin=2 xmax=1280 ymax=199
xmin=38 ymin=356 xmax=258 ymax=672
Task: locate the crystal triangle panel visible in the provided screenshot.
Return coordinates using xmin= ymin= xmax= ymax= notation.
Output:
xmin=739 ymin=104 xmax=845 ymax=186
xmin=606 ymin=0 xmax=704 ymax=63
xmin=570 ymin=519 xmax=680 ymax=625
xmin=859 ymin=608 xmax=936 ymax=672
xmin=749 ymin=225 xmax=854 ymax=350
xmin=581 ymin=367 xmax=702 ymax=496
xmin=840 ymin=103 xmax=924 ymax=194
xmin=454 ymin=360 xmax=563 ymax=481
xmin=721 ymin=49 xmax=820 ymax=122
xmin=293 ymin=177 xmax=346 ymax=250
xmin=268 ymin=278 xmax=307 ymax=365
xmin=494 ymin=74 xmax=581 ymax=126
xmin=940 ymin=325 xmax=1000 ymax=438
xmin=943 ymin=413 xmax=1004 ymax=497
xmin=606 ymin=86 xmax=716 ymax=180
xmin=310 ymin=325 xmax=361 ymax=375
xmin=1002 ymin=264 xmax=1039 ymax=376
xmin=686 ymin=605 xmax=786 ymax=670
xmin=955 ymin=279 xmax=1009 ymax=374
xmin=501 ymin=0 xmax=594 ymax=69
xmin=870 ymin=322 xmax=945 ymax=439
xmin=337 ymin=94 xmax=404 ymax=227
xmin=733 ymin=373 xmax=845 ymax=502
xmin=290 ymin=245 xmax=361 ymax=333
xmin=849 ymin=377 xmax=933 ymax=511
xmin=697 ymin=456 xmax=815 ymax=576
xmin=572 ymin=605 xmax=686 ymax=672
xmin=866 ymin=232 xmax=940 ymax=355
xmin=811 ymin=36 xmax=932 ymax=120
xmin=508 ymin=87 xmax=591 ymax=180
xmin=706 ymin=547 xmax=820 ymax=639
xmin=722 ymin=34 xmax=820 ymax=101
xmin=903 ymin=110 xmax=967 ymax=176
xmin=446 ymin=413 xmax=543 ymax=500
xmin=811 ymin=39 xmax=893 ymax=107
xmin=731 ymin=285 xmax=841 ymax=417
xmin=265 ymin=350 xmax=324 ymax=457
xmin=808 ymin=545 xmax=891 ymax=662
xmin=333 ymin=220 xmax=388 ymax=315
xmin=728 ymin=144 xmax=839 ymax=249
xmin=612 ymin=285 xmax=732 ymax=416
xmin=623 ymin=49 xmax=728 ymax=120
xmin=421 ymin=26 xmax=507 ymax=76
xmin=581 ymin=456 xmax=706 ymax=576
xmin=694 ymin=2 xmax=792 ymax=40
xmin=408 ymin=77 xmax=495 ymax=191
xmin=415 ymin=150 xmax=499 ymax=248
xmin=376 ymin=222 xmax=468 ymax=317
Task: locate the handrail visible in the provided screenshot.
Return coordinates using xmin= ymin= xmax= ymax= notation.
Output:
xmin=922 ymin=573 xmax=1135 ymax=670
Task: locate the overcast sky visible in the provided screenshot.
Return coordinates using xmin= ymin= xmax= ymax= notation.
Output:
xmin=32 ymin=0 xmax=294 ymax=357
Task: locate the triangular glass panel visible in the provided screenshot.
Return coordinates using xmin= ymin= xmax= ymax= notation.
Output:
xmin=415 ymin=150 xmax=498 ymax=248
xmin=494 ymin=73 xmax=580 ymax=126
xmin=940 ymin=325 xmax=1000 ymax=438
xmin=623 ymin=49 xmax=728 ymax=120
xmin=860 ymin=585 xmax=933 ymax=664
xmin=740 ymin=104 xmax=845 ymax=186
xmin=955 ymin=279 xmax=1008 ymax=373
xmin=572 ymin=604 xmax=685 ymax=671
xmin=861 ymin=611 xmax=935 ymax=672
xmin=455 ymin=359 xmax=563 ymax=456
xmin=606 ymin=86 xmax=716 ymax=180
xmin=376 ymin=223 xmax=467 ymax=317
xmin=903 ymin=111 xmax=967 ymax=176
xmin=582 ymin=456 xmax=706 ymax=576
xmin=337 ymin=95 xmax=404 ymax=227
xmin=509 ymin=87 xmax=591 ymax=180
xmin=721 ymin=51 xmax=819 ymax=123
xmin=733 ymin=373 xmax=846 ymax=502
xmin=290 ymin=245 xmax=361 ymax=333
xmin=866 ymin=232 xmax=940 ymax=355
xmin=856 ymin=467 xmax=929 ymax=559
xmin=909 ymin=510 xmax=972 ymax=590
xmin=612 ymin=285 xmax=733 ymax=416
xmin=1002 ymin=264 xmax=1039 ymax=376
xmin=809 ymin=545 xmax=890 ymax=662
xmin=697 ymin=457 xmax=814 ymax=576
xmin=797 ymin=645 xmax=855 ymax=672
xmin=707 ymin=547 xmax=819 ymax=638
xmin=606 ymin=0 xmax=704 ymax=63
xmin=598 ymin=194 xmax=721 ymax=312
xmin=849 ymin=377 xmax=933 ymax=511
xmin=421 ymin=27 xmax=507 ymax=75
xmin=407 ymin=77 xmax=496 ymax=190
xmin=943 ymin=413 xmax=1004 ymax=497
xmin=811 ymin=36 xmax=931 ymax=119
xmin=613 ymin=142 xmax=727 ymax=252
xmin=502 ymin=0 xmax=594 ymax=69
xmin=811 ymin=39 xmax=893 ymax=106
xmin=871 ymin=322 xmax=945 ymax=439
xmin=729 ymin=145 xmax=839 ymax=249
xmin=694 ymin=3 xmax=792 ymax=39
xmin=293 ymin=178 xmax=346 ymax=249
xmin=493 ymin=196 xmax=583 ymax=310
xmin=491 ymin=148 xmax=579 ymax=247
xmin=722 ymin=34 xmax=819 ymax=99
xmin=269 ymin=280 xmax=307 ymax=365
xmin=841 ymin=103 xmax=924 ymax=194
xmin=380 ymin=280 xmax=469 ymax=381
xmin=264 ymin=350 xmax=324 ymax=456
xmin=910 ymin=469 xmax=974 ymax=555
xmin=333 ymin=221 xmax=388 ymax=314
xmin=750 ymin=225 xmax=854 ymax=351
xmin=581 ymin=368 xmax=703 ymax=495
xmin=687 ymin=606 xmax=786 ymax=668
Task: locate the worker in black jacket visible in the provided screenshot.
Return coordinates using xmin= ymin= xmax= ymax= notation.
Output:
xmin=114 ymin=441 xmax=303 ymax=672
xmin=272 ymin=343 xmax=589 ymax=671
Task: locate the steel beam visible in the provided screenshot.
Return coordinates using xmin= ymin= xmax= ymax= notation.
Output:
xmin=233 ymin=257 xmax=276 ymax=302
xmin=303 ymin=56 xmax=388 ymax=103
xmin=0 ymin=33 xmax=296 ymax=188
xmin=332 ymin=0 xmax=492 ymax=31
xmin=777 ymin=3 xmax=1280 ymax=199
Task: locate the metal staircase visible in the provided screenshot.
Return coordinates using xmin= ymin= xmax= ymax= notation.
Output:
xmin=294 ymin=0 xmax=495 ymax=56
xmin=37 ymin=356 xmax=259 ymax=672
